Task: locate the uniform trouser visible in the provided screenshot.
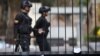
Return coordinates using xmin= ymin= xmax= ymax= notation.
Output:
xmin=36 ymin=35 xmax=51 ymax=51
xmin=15 ymin=40 xmax=20 ymax=52
xmin=15 ymin=34 xmax=30 ymax=52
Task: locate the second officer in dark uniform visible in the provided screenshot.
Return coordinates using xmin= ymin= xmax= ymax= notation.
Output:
xmin=14 ymin=0 xmax=32 ymax=52
xmin=33 ymin=6 xmax=51 ymax=51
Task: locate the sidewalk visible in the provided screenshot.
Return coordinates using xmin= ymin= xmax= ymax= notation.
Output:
xmin=0 ymin=41 xmax=92 ymax=53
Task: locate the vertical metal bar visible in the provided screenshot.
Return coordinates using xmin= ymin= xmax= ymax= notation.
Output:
xmin=80 ymin=0 xmax=83 ymax=54
xmin=94 ymin=0 xmax=97 ymax=53
xmin=87 ymin=0 xmax=89 ymax=54
xmin=64 ymin=0 xmax=67 ymax=54
xmin=42 ymin=0 xmax=44 ymax=53
xmin=34 ymin=0 xmax=37 ymax=54
xmin=4 ymin=0 xmax=6 ymax=54
xmin=57 ymin=0 xmax=59 ymax=53
xmin=13 ymin=20 xmax=14 ymax=52
xmin=72 ymin=0 xmax=74 ymax=54
xmin=27 ymin=0 xmax=30 ymax=54
xmin=49 ymin=3 xmax=52 ymax=54
xmin=13 ymin=1 xmax=15 ymax=52
xmin=35 ymin=1 xmax=36 ymax=29
xmin=50 ymin=7 xmax=51 ymax=54
xmin=41 ymin=0 xmax=45 ymax=53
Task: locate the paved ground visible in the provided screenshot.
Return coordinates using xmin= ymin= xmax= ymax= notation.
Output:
xmin=0 ymin=41 xmax=92 ymax=53
xmin=0 ymin=40 xmax=99 ymax=56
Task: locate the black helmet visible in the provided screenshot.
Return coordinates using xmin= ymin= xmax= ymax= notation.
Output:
xmin=21 ymin=0 xmax=32 ymax=8
xmin=39 ymin=6 xmax=51 ymax=14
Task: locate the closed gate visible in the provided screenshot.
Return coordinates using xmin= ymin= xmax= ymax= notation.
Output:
xmin=0 ymin=0 xmax=99 ymax=55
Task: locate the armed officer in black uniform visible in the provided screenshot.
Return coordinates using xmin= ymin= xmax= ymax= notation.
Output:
xmin=14 ymin=0 xmax=32 ymax=52
xmin=33 ymin=6 xmax=51 ymax=51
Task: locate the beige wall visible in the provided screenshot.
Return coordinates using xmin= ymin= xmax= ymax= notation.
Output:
xmin=48 ymin=14 xmax=85 ymax=27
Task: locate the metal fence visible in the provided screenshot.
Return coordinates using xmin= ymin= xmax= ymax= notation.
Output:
xmin=0 ymin=0 xmax=99 ymax=55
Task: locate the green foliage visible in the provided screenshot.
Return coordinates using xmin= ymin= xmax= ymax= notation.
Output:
xmin=77 ymin=0 xmax=90 ymax=6
xmin=84 ymin=26 xmax=100 ymax=42
xmin=93 ymin=26 xmax=100 ymax=35
xmin=40 ymin=0 xmax=54 ymax=6
xmin=83 ymin=0 xmax=90 ymax=6
xmin=84 ymin=35 xmax=100 ymax=42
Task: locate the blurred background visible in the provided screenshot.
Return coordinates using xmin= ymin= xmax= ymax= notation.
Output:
xmin=0 ymin=0 xmax=100 ymax=54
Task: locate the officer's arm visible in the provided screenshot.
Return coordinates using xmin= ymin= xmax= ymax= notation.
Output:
xmin=48 ymin=22 xmax=50 ymax=26
xmin=14 ymin=14 xmax=21 ymax=39
xmin=14 ymin=14 xmax=22 ymax=24
xmin=33 ymin=18 xmax=45 ymax=35
xmin=14 ymin=20 xmax=19 ymax=24
xmin=14 ymin=22 xmax=19 ymax=39
xmin=33 ymin=18 xmax=41 ymax=32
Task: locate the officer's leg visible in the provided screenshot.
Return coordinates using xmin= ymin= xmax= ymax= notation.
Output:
xmin=43 ymin=33 xmax=51 ymax=51
xmin=36 ymin=37 xmax=51 ymax=51
xmin=20 ymin=39 xmax=30 ymax=52
xmin=43 ymin=38 xmax=51 ymax=51
xmin=36 ymin=37 xmax=44 ymax=51
xmin=20 ymin=43 xmax=30 ymax=52
xmin=15 ymin=40 xmax=20 ymax=52
xmin=20 ymin=44 xmax=29 ymax=56
xmin=20 ymin=40 xmax=30 ymax=56
xmin=15 ymin=43 xmax=19 ymax=52
xmin=20 ymin=35 xmax=30 ymax=52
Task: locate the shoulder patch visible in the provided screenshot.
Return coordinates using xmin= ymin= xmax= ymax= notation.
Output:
xmin=14 ymin=20 xmax=19 ymax=23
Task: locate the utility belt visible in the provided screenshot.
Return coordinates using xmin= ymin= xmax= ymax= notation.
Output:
xmin=18 ymin=34 xmax=31 ymax=40
xmin=34 ymin=29 xmax=49 ymax=37
xmin=19 ymin=32 xmax=31 ymax=34
xmin=18 ymin=24 xmax=32 ymax=34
